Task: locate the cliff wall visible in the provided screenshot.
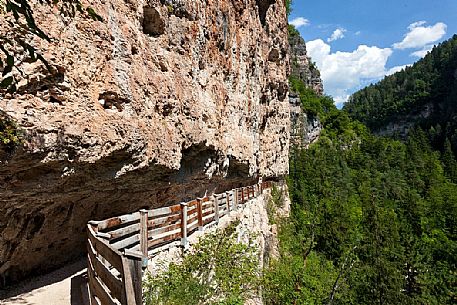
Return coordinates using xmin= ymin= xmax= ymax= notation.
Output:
xmin=288 ymin=29 xmax=323 ymax=148
xmin=0 ymin=0 xmax=289 ymax=285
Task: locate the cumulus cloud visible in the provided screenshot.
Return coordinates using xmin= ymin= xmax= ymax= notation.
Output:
xmin=393 ymin=21 xmax=447 ymax=49
xmin=289 ymin=17 xmax=310 ymax=28
xmin=307 ymin=39 xmax=393 ymax=106
xmin=328 ymin=28 xmax=347 ymax=42
xmin=410 ymin=45 xmax=434 ymax=58
xmin=386 ymin=65 xmax=410 ymax=76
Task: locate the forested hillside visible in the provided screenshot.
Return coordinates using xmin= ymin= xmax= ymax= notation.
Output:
xmin=344 ymin=35 xmax=457 ymax=153
xmin=264 ymin=30 xmax=457 ymax=302
xmin=265 ymin=104 xmax=457 ymax=304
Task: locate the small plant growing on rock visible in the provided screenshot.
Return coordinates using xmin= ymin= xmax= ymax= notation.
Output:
xmin=143 ymin=222 xmax=260 ymax=305
xmin=267 ymin=185 xmax=285 ymax=224
xmin=0 ymin=111 xmax=22 ymax=151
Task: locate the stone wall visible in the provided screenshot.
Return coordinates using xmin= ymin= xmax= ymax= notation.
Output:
xmin=0 ymin=0 xmax=289 ymax=285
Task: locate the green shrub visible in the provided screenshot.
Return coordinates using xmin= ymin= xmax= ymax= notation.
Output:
xmin=285 ymin=0 xmax=292 ymax=16
xmin=0 ymin=111 xmax=22 ymax=151
xmin=143 ymin=222 xmax=260 ymax=305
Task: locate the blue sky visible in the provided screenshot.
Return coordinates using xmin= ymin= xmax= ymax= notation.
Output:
xmin=289 ymin=0 xmax=457 ymax=106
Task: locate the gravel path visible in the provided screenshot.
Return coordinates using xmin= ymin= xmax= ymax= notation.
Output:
xmin=0 ymin=258 xmax=89 ymax=305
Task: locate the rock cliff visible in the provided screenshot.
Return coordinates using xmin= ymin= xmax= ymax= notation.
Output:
xmin=288 ymin=28 xmax=323 ymax=148
xmin=289 ymin=94 xmax=322 ymax=148
xmin=0 ymin=0 xmax=289 ymax=285
xmin=289 ymin=30 xmax=323 ymax=96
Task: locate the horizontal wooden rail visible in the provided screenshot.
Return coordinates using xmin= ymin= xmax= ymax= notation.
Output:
xmin=87 ymin=180 xmax=272 ymax=305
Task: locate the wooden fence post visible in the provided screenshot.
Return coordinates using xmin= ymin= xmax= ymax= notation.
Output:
xmin=226 ymin=191 xmax=231 ymax=214
xmin=121 ymin=254 xmax=142 ymax=305
xmin=180 ymin=202 xmax=188 ymax=248
xmin=197 ymin=198 xmax=203 ymax=231
xmin=139 ymin=209 xmax=148 ymax=268
xmin=234 ymin=189 xmax=238 ymax=210
xmin=241 ymin=187 xmax=245 ymax=203
xmin=213 ymin=195 xmax=220 ymax=223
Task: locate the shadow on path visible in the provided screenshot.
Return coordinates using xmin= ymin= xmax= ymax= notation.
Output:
xmin=0 ymin=257 xmax=88 ymax=305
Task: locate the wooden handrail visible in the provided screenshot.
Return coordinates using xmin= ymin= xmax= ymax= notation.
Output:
xmin=87 ymin=180 xmax=273 ymax=305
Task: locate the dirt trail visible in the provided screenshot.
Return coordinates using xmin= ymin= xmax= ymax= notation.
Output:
xmin=0 ymin=259 xmax=89 ymax=305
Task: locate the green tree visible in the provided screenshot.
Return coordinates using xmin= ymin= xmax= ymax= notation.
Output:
xmin=143 ymin=223 xmax=260 ymax=305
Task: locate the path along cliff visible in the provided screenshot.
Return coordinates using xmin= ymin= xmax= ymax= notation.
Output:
xmin=0 ymin=0 xmax=289 ymax=286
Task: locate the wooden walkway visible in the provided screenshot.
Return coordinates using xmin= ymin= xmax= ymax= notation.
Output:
xmin=86 ymin=181 xmax=272 ymax=305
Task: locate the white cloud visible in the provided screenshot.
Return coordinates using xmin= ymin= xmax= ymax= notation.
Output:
xmin=307 ymin=39 xmax=393 ymax=105
xmin=410 ymin=45 xmax=433 ymax=58
xmin=289 ymin=17 xmax=310 ymax=28
xmin=355 ymin=31 xmax=361 ymax=36
xmin=328 ymin=28 xmax=347 ymax=42
xmin=408 ymin=21 xmax=427 ymax=30
xmin=306 ymin=39 xmax=331 ymax=66
xmin=393 ymin=21 xmax=447 ymax=49
xmin=386 ymin=65 xmax=409 ymax=76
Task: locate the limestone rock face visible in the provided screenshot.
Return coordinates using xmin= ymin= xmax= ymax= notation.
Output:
xmin=290 ymin=94 xmax=322 ymax=148
xmin=288 ymin=31 xmax=323 ymax=148
xmin=0 ymin=0 xmax=289 ymax=285
xmin=289 ymin=32 xmax=323 ymax=95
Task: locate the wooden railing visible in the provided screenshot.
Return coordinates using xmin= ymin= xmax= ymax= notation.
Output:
xmin=87 ymin=181 xmax=272 ymax=305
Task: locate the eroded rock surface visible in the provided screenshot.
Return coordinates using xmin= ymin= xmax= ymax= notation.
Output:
xmin=289 ymin=31 xmax=323 ymax=95
xmin=288 ymin=30 xmax=323 ymax=148
xmin=0 ymin=0 xmax=289 ymax=285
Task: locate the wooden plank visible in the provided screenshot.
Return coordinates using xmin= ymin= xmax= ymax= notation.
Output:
xmin=219 ymin=208 xmax=228 ymax=217
xmin=180 ymin=202 xmax=188 ymax=247
xmin=197 ymin=199 xmax=203 ymax=229
xmin=147 ymin=204 xmax=181 ymax=218
xmin=203 ymin=219 xmax=213 ymax=226
xmin=148 ymin=231 xmax=182 ymax=248
xmin=202 ymin=214 xmax=215 ymax=225
xmin=91 ymin=294 xmax=100 ymax=305
xmin=187 ymin=199 xmax=198 ymax=207
xmin=187 ymin=214 xmax=199 ymax=226
xmin=147 ymin=213 xmax=180 ymax=230
xmin=96 ymin=213 xmax=140 ymax=231
xmin=121 ymin=256 xmax=142 ymax=305
xmin=214 ymin=195 xmax=220 ymax=222
xmin=187 ymin=220 xmax=200 ymax=232
xmin=110 ymin=233 xmax=139 ymax=251
xmin=202 ymin=206 xmax=213 ymax=215
xmin=201 ymin=201 xmax=213 ymax=209
xmin=140 ymin=210 xmax=148 ymax=259
xmin=88 ymin=240 xmax=123 ymax=301
xmin=123 ymin=249 xmax=143 ymax=259
xmin=148 ymin=222 xmax=181 ymax=238
xmin=187 ymin=205 xmax=198 ymax=216
xmin=218 ymin=200 xmax=227 ymax=208
xmin=88 ymin=225 xmax=123 ymax=273
xmin=225 ymin=191 xmax=231 ymax=212
xmin=233 ymin=189 xmax=238 ymax=209
xmin=109 ymin=223 xmax=140 ymax=240
xmin=202 ymin=209 xmax=214 ymax=218
xmin=87 ymin=259 xmax=117 ymax=305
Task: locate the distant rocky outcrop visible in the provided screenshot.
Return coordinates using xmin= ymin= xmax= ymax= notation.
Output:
xmin=0 ymin=0 xmax=289 ymax=285
xmin=289 ymin=29 xmax=323 ymax=96
xmin=288 ymin=27 xmax=323 ymax=148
